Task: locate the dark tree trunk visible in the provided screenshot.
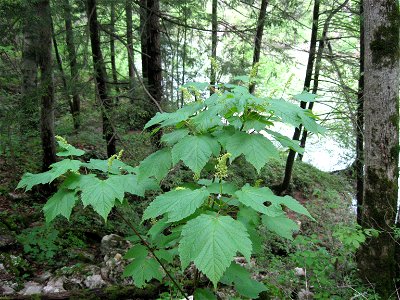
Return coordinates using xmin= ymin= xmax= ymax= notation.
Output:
xmin=210 ymin=0 xmax=217 ymax=94
xmin=356 ymin=0 xmax=364 ymax=226
xmin=110 ymin=1 xmax=120 ymax=102
xmin=86 ymin=0 xmax=116 ymax=157
xmin=357 ymin=0 xmax=399 ymax=298
xmin=297 ymin=0 xmax=349 ymax=160
xmin=249 ymin=0 xmax=268 ymax=94
xmin=36 ymin=0 xmax=57 ymax=171
xmin=21 ymin=3 xmax=39 ymax=134
xmin=140 ymin=0 xmax=148 ymax=80
xmin=126 ymin=0 xmax=134 ymax=98
xmin=280 ymin=0 xmax=319 ymax=193
xmin=146 ymin=0 xmax=162 ymax=107
xmin=64 ymin=0 xmax=81 ymax=130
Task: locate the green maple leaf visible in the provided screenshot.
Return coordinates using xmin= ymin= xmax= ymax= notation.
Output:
xmin=172 ymin=135 xmax=220 ymax=175
xmin=221 ymin=263 xmax=267 ymax=298
xmin=161 ymin=129 xmax=190 ymax=146
xmin=194 ymin=289 xmax=217 ymax=300
xmin=56 ymin=140 xmax=85 ymax=157
xmin=109 ymin=174 xmax=159 ymax=197
xmin=178 ymin=214 xmax=252 ymax=286
xmin=143 ymin=187 xmax=210 ymax=222
xmin=262 ymin=214 xmax=299 ymax=240
xmin=293 ymin=91 xmax=317 ymax=102
xmin=267 ymin=98 xmax=303 ymax=127
xmin=80 ymin=177 xmax=125 ymax=220
xmin=225 ymin=131 xmax=279 ymax=172
xmin=17 ymin=159 xmax=82 ymax=191
xmin=50 ymin=159 xmax=82 ymax=178
xmin=17 ymin=172 xmax=55 ymax=191
xmin=138 ymin=148 xmax=172 ymax=182
xmin=235 ymin=184 xmax=313 ymax=219
xmin=266 ymin=129 xmax=304 ymax=154
xmin=123 ymin=245 xmax=163 ymax=287
xmin=235 ymin=184 xmax=277 ymax=215
xmin=43 ymin=188 xmax=78 ymax=222
xmin=83 ymin=159 xmax=132 ymax=175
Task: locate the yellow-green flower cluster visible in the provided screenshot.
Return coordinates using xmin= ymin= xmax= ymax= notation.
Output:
xmin=215 ymin=153 xmax=231 ymax=179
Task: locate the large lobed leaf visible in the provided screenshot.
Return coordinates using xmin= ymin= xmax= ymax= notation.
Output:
xmin=225 ymin=131 xmax=279 ymax=173
xmin=172 ymin=134 xmax=220 ymax=175
xmin=179 ymin=214 xmax=252 ymax=286
xmin=143 ymin=187 xmax=210 ymax=222
xmin=43 ymin=188 xmax=78 ymax=222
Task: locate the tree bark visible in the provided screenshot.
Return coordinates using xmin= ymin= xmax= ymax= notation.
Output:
xmin=110 ymin=1 xmax=120 ymax=103
xmin=357 ymin=0 xmax=399 ymax=298
xmin=356 ymin=0 xmax=364 ymax=225
xmin=298 ymin=0 xmax=349 ymax=161
xmin=210 ymin=0 xmax=217 ymax=94
xmin=36 ymin=0 xmax=57 ymax=171
xmin=86 ymin=0 xmax=116 ymax=157
xmin=146 ymin=0 xmax=162 ymax=108
xmin=126 ymin=0 xmax=135 ymax=99
xmin=21 ymin=2 xmax=39 ymax=134
xmin=64 ymin=0 xmax=81 ymax=130
xmin=249 ymin=0 xmax=268 ymax=94
xmin=280 ymin=0 xmax=319 ymax=193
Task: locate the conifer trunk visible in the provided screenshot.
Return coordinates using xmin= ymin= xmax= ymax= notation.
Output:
xmin=86 ymin=0 xmax=116 ymax=157
xmin=210 ymin=0 xmax=217 ymax=94
xmin=64 ymin=0 xmax=81 ymax=130
xmin=36 ymin=0 xmax=57 ymax=171
xmin=357 ymin=0 xmax=399 ymax=297
xmin=280 ymin=0 xmax=319 ymax=192
xmin=249 ymin=0 xmax=268 ymax=94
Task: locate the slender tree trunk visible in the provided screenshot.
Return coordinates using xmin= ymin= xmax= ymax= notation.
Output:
xmin=64 ymin=0 xmax=81 ymax=130
xmin=280 ymin=0 xmax=319 ymax=192
xmin=36 ymin=0 xmax=57 ymax=171
xmin=146 ymin=0 xmax=162 ymax=107
xmin=21 ymin=3 xmax=39 ymax=134
xmin=126 ymin=0 xmax=134 ymax=99
xmin=181 ymin=2 xmax=187 ymax=107
xmin=140 ymin=0 xmax=148 ymax=80
xmin=110 ymin=1 xmax=120 ymax=102
xmin=298 ymin=0 xmax=350 ymax=161
xmin=357 ymin=0 xmax=399 ymax=298
xmin=210 ymin=0 xmax=217 ymax=94
xmin=249 ymin=0 xmax=268 ymax=94
xmin=356 ymin=0 xmax=364 ymax=225
xmin=86 ymin=0 xmax=116 ymax=157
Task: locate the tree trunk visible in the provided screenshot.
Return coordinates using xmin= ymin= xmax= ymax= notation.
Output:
xmin=249 ymin=0 xmax=268 ymax=94
xmin=298 ymin=0 xmax=349 ymax=161
xmin=21 ymin=2 xmax=39 ymax=134
xmin=64 ymin=0 xmax=81 ymax=130
xmin=140 ymin=0 xmax=148 ymax=80
xmin=110 ymin=1 xmax=120 ymax=103
xmin=36 ymin=0 xmax=57 ymax=171
xmin=146 ymin=0 xmax=162 ymax=108
xmin=126 ymin=0 xmax=134 ymax=99
xmin=280 ymin=0 xmax=319 ymax=193
xmin=210 ymin=0 xmax=217 ymax=94
xmin=357 ymin=0 xmax=399 ymax=298
xmin=356 ymin=0 xmax=364 ymax=225
xmin=86 ymin=0 xmax=116 ymax=157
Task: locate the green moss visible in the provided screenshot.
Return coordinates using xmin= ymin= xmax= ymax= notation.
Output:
xmin=389 ymin=113 xmax=399 ymax=127
xmin=370 ymin=1 xmax=400 ymax=67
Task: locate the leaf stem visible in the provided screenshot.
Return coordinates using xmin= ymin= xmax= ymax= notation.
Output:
xmin=115 ymin=209 xmax=189 ymax=300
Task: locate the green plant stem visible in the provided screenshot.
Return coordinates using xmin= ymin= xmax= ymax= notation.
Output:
xmin=115 ymin=209 xmax=189 ymax=300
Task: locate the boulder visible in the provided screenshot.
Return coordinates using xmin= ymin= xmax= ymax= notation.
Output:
xmin=19 ymin=281 xmax=43 ymax=296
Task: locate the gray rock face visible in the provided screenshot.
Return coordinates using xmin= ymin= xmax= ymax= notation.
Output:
xmin=0 ymin=282 xmax=17 ymax=295
xmin=43 ymin=277 xmax=66 ymax=294
xmin=84 ymin=274 xmax=106 ymax=289
xmin=19 ymin=281 xmax=43 ymax=296
xmin=100 ymin=234 xmax=130 ymax=258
